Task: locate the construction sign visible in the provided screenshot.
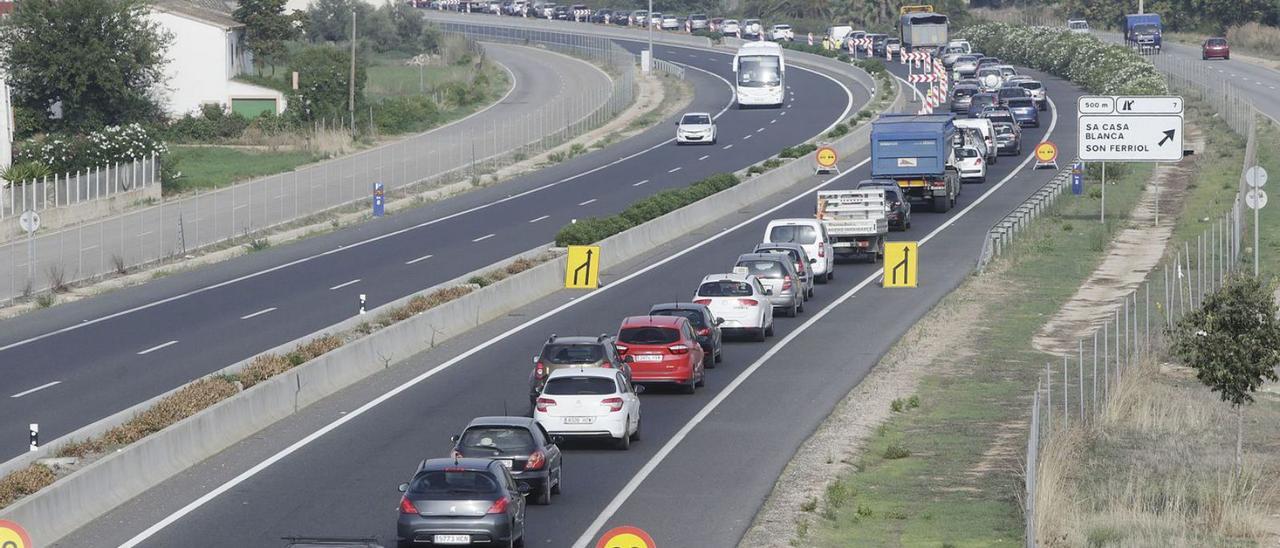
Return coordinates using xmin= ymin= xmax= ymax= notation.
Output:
xmin=565 ymin=245 xmax=601 ymax=289
xmin=883 ymin=241 xmax=918 ymax=288
xmin=0 ymin=520 xmax=32 ymax=548
xmin=596 ymin=525 xmax=657 ymax=548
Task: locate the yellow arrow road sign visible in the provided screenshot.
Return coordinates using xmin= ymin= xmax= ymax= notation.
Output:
xmin=883 ymin=241 xmax=918 ymax=288
xmin=565 ymin=245 xmax=601 ymax=289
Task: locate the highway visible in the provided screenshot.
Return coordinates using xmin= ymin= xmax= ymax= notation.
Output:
xmin=56 ymin=48 xmax=1086 ymax=547
xmin=0 ymin=37 xmax=858 ymax=460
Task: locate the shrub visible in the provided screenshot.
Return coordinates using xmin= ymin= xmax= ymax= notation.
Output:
xmin=883 ymin=442 xmax=911 ymax=459
xmin=800 ymin=497 xmax=817 ymax=512
xmin=0 ymin=464 xmax=56 ymax=509
xmin=692 ymin=30 xmax=724 ymax=44
xmin=163 ymin=104 xmax=251 ymax=143
xmin=374 ymin=95 xmax=441 ymax=134
xmin=779 ymin=143 xmax=818 ymax=159
xmin=890 ymin=398 xmax=904 ymax=412
xmin=553 ymin=173 xmax=740 ymax=246
xmin=826 ymin=123 xmax=850 ymax=139
xmin=0 ymin=161 xmax=51 ymax=185
xmin=907 ymin=394 xmax=920 ymax=409
xmin=762 ymin=158 xmax=784 ymax=170
xmin=468 ymin=275 xmax=491 ymax=287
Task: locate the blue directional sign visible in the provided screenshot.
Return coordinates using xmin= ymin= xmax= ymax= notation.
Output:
xmin=1071 ymin=162 xmax=1084 ymax=196
xmin=373 ymin=182 xmax=385 ymax=217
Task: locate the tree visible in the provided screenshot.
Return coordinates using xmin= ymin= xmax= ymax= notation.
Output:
xmin=234 ymin=0 xmax=298 ymax=76
xmin=287 ymin=44 xmax=367 ymax=124
xmin=0 ymin=0 xmax=172 ymax=133
xmin=307 ymin=0 xmax=371 ymax=43
xmin=1168 ymin=274 xmax=1280 ymax=476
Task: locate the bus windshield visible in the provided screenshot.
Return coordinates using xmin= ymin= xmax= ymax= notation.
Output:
xmin=738 ymin=56 xmax=781 ymax=88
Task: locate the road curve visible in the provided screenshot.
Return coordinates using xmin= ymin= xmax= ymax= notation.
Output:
xmin=54 ymin=48 xmax=1082 ymax=548
xmin=0 ymin=40 xmax=857 ymax=463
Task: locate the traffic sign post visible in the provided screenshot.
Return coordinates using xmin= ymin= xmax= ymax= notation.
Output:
xmin=372 ymin=182 xmax=385 ymax=217
xmin=1071 ymin=162 xmax=1084 ymax=196
xmin=883 ymin=242 xmax=918 ymax=288
xmin=1245 ymin=165 xmax=1268 ymax=276
xmin=18 ymin=210 xmax=39 ymax=288
xmin=565 ymin=245 xmax=601 ymax=289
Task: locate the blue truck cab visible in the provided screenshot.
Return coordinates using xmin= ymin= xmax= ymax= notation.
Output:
xmin=870 ymin=114 xmax=961 ymax=212
xmin=1124 ymin=13 xmax=1162 ymax=52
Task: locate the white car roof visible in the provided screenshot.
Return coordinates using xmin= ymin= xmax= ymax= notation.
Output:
xmin=546 ymin=367 xmax=621 ymax=380
xmin=767 ymin=217 xmax=821 ymax=227
xmin=700 ymin=272 xmax=754 ymax=284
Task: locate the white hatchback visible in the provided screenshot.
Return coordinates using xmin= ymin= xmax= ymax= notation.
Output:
xmin=534 ymin=368 xmax=642 ymax=450
xmin=676 ymin=112 xmax=716 ymax=145
xmin=763 ymin=219 xmax=835 ymax=282
xmin=721 ymin=19 xmax=740 ymax=35
xmin=955 ymin=146 xmax=986 ymax=183
xmin=694 ymin=272 xmax=774 ymax=342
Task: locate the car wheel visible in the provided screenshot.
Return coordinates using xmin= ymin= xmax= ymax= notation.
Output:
xmin=827 ymin=269 xmax=834 ymax=282
xmin=1225 ymin=55 xmax=1230 ymax=60
xmin=616 ymin=422 xmax=632 ymax=450
xmin=797 ymin=299 xmax=805 ymax=313
xmin=514 ymin=534 xmax=525 ymax=548
xmin=808 ymin=287 xmax=815 ymax=299
xmin=630 ymin=417 xmax=641 ymax=441
xmin=551 ymin=468 xmax=562 ymax=495
xmin=694 ymin=366 xmax=705 ymax=387
xmin=682 ymin=376 xmax=697 ymax=393
xmin=714 ymin=348 xmax=723 ymax=363
xmin=534 ymin=481 xmax=552 ymax=505
xmin=785 ymin=302 xmax=797 ymax=317
xmin=765 ymin=322 xmax=775 ymax=337
xmin=755 ymin=327 xmax=767 ymax=342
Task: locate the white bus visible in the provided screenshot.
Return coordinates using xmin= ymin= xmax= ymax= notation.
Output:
xmin=732 ymin=41 xmax=785 ymax=108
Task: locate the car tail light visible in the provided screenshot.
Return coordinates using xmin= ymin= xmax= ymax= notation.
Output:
xmin=400 ymin=497 xmax=418 ymax=515
xmin=696 ymin=327 xmax=710 ymax=337
xmin=615 ymin=344 xmax=629 ymax=354
xmin=930 ymin=180 xmax=947 ymax=188
xmin=535 ymin=397 xmax=556 ymax=412
xmin=486 ymin=497 xmax=509 ymax=514
xmin=818 ymin=246 xmax=826 ymax=258
xmin=534 ymin=362 xmax=547 ymax=379
xmin=694 ymin=298 xmax=712 ymax=305
xmin=738 ymin=298 xmax=759 ymax=306
xmin=977 ymin=157 xmax=983 ymax=165
xmin=602 ymin=397 xmax=624 ymax=412
xmin=668 ymin=344 xmax=689 ymax=354
xmin=526 ymin=449 xmax=546 ymax=470
xmin=782 ymin=275 xmax=793 ymax=291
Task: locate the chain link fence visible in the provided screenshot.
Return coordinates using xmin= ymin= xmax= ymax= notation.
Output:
xmin=0 ymin=26 xmax=637 ymax=303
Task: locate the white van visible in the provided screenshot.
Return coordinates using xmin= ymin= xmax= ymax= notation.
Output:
xmin=954 ymin=117 xmax=997 ymax=165
xmin=763 ymin=219 xmax=834 ymax=283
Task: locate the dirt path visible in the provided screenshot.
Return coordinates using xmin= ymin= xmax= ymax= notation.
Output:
xmin=1032 ymin=126 xmax=1205 ymax=355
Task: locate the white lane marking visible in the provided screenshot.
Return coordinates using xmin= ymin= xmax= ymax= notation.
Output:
xmin=10 ymin=381 xmax=62 ymax=398
xmin=781 ymin=111 xmax=787 ymax=116
xmin=698 ymin=155 xmax=710 ymax=161
xmin=328 ymin=279 xmax=361 ymax=290
xmin=570 ymin=93 xmax=1061 ymax=548
xmin=239 ymin=307 xmax=277 ymax=320
xmin=578 ymin=198 xmax=597 ymax=206
xmin=405 ymin=254 xmax=434 ymax=264
xmin=527 ymin=215 xmax=550 ymax=223
xmin=632 ymin=179 xmax=649 ymax=187
xmin=770 ymin=119 xmax=777 ymax=124
xmin=472 ymin=233 xmax=496 ymax=242
xmin=81 ymin=245 xmax=98 ymax=252
xmin=137 ymin=340 xmax=179 ymax=356
xmin=722 ymin=144 xmax=734 ymax=150
xmin=117 ymin=51 xmax=870 ymax=548
xmin=0 ymin=59 xmax=742 ymax=358
xmin=668 ymin=167 xmax=682 ymax=173
xmin=743 ymin=134 xmax=753 ymax=140
xmin=756 ymin=127 xmax=765 ymax=133
xmin=234 ymin=204 xmax=248 ymax=211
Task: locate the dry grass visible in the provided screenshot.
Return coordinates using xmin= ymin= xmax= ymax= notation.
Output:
xmin=1034 ymin=358 xmax=1278 ymax=547
xmin=1227 ymin=23 xmax=1280 ymax=59
xmin=0 ymin=464 xmax=56 ymax=508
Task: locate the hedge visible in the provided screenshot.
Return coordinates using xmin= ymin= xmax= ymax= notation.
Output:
xmin=554 ymin=173 xmax=740 ymax=246
xmin=956 ymin=23 xmax=1168 ymax=95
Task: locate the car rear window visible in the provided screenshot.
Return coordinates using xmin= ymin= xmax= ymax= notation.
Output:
xmin=650 ymin=308 xmax=706 ymax=328
xmin=995 ymin=124 xmax=1016 ymax=135
xmin=953 ymin=88 xmax=977 ymax=98
xmin=682 ymin=114 xmax=711 ymax=125
xmin=972 ymin=95 xmax=996 ymax=105
xmin=757 ymin=247 xmax=800 ymax=263
xmin=698 ymin=280 xmax=753 ymax=297
xmin=1207 ymin=38 xmax=1226 ymax=46
xmin=738 ymin=260 xmax=784 ymax=278
xmin=544 ymin=376 xmax=617 ymax=395
xmin=957 ymin=147 xmax=979 ymax=158
xmin=998 ymin=88 xmax=1025 ymax=98
xmin=768 ymin=224 xmax=817 ymax=244
xmin=541 ymin=344 xmax=604 ymax=364
xmin=1008 ymin=98 xmax=1034 ymax=108
xmin=460 ymin=427 xmax=536 ymax=453
xmin=408 ymin=471 xmax=500 ymax=498
xmin=1018 ymin=82 xmax=1043 ymax=90
xmin=619 ymin=326 xmax=681 ymax=344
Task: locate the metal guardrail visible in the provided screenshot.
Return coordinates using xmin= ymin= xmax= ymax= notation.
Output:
xmin=652 ymin=57 xmax=686 ymax=79
xmin=976 ymin=163 xmax=1073 ymax=271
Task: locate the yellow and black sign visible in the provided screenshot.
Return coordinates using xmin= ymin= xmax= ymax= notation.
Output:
xmin=0 ymin=520 xmax=32 ymax=548
xmin=883 ymin=241 xmax=918 ymax=288
xmin=565 ymin=245 xmax=601 ymax=289
xmin=596 ymin=525 xmax=657 ymax=548
xmin=815 ymin=146 xmax=838 ymax=168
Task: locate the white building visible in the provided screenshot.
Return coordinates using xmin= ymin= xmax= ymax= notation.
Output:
xmin=148 ymin=0 xmax=287 ymax=118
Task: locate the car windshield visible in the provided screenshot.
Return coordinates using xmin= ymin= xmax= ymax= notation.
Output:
xmin=957 ymin=147 xmax=979 ymax=158
xmin=698 ymin=280 xmax=753 ymax=297
xmin=543 ymin=376 xmax=617 ymax=395
xmin=768 ymin=224 xmax=817 ymax=244
xmin=1008 ymin=98 xmax=1034 ymax=108
xmin=887 ymin=39 xmax=899 ymax=45
xmin=681 ymin=114 xmax=711 ymax=125
xmin=957 ymin=55 xmax=977 ymax=63
xmin=738 ymin=56 xmax=781 ymax=88
xmin=978 ymin=68 xmax=1000 ymax=77
xmin=1134 ymin=24 xmax=1158 ymax=33
xmin=650 ymin=308 xmax=706 ymax=328
xmin=995 ymin=125 xmax=1015 ymax=135
xmin=972 ymin=95 xmax=996 ymax=105
xmin=775 ymin=25 xmax=790 ymax=29
xmin=541 ymin=344 xmax=604 ymax=364
xmin=407 ymin=471 xmax=500 ymax=498
xmin=739 ymin=260 xmax=784 ymax=279
xmin=459 ymin=427 xmax=536 ymax=453
xmin=619 ymin=326 xmax=681 ymax=344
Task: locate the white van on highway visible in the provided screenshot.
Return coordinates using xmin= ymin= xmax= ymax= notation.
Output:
xmin=763 ymin=219 xmax=834 ymax=283
xmin=954 ymin=118 xmax=998 ymax=165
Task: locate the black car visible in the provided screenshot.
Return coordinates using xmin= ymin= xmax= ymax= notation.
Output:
xmin=854 ymin=179 xmax=911 ymax=231
xmin=648 ymin=302 xmax=723 ymax=365
xmin=528 ymin=334 xmax=631 ymax=406
xmin=590 ymin=8 xmax=612 ymax=22
xmin=966 ymin=92 xmax=999 ymax=118
xmin=396 ymin=458 xmax=528 ymax=548
xmin=993 ymin=121 xmax=1022 ymax=156
xmin=552 ymin=4 xmax=570 ymax=19
xmin=996 ymin=85 xmax=1032 ymax=106
xmin=451 ymin=417 xmax=563 ymax=506
xmin=869 ymin=33 xmax=889 ymax=56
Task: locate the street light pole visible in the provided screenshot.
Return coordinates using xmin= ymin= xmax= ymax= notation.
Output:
xmin=647 ymin=0 xmax=653 ymax=72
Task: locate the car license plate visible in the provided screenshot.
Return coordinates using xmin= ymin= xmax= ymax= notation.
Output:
xmin=497 ymin=459 xmax=513 ymax=468
xmin=635 ymin=354 xmax=663 ymax=362
xmin=564 ymin=416 xmax=594 ymax=424
xmin=434 ymin=535 xmax=471 ymax=545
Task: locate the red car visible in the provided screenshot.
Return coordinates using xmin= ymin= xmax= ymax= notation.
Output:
xmin=1202 ymin=37 xmax=1230 ymax=60
xmin=615 ymin=315 xmax=706 ymax=393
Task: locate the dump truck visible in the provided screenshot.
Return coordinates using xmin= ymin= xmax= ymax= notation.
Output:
xmin=899 ymin=12 xmax=949 ymax=52
xmin=871 ymin=114 xmax=961 ymax=213
xmin=816 ymin=189 xmax=889 ymax=262
xmin=1124 ymin=13 xmax=1162 ymax=52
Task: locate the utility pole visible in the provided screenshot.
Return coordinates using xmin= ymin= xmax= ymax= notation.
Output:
xmin=349 ymin=9 xmax=357 ymax=132
xmin=647 ymin=0 xmax=653 ymax=72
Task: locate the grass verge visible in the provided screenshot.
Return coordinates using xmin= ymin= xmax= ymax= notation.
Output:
xmin=165 ymin=146 xmax=321 ymax=194
xmin=0 ymin=251 xmax=557 ymax=512
xmin=1248 ymin=117 xmax=1280 ymax=278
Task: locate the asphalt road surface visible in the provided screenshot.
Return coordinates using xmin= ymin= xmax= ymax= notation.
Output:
xmin=58 ymin=52 xmax=1085 ymax=548
xmin=0 ymin=40 xmax=858 ymax=460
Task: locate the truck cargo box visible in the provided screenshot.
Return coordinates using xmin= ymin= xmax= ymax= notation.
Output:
xmin=870 ymin=114 xmax=958 ymax=179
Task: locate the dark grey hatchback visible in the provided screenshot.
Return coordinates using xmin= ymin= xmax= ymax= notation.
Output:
xmin=647 ymin=302 xmax=723 ymax=366
xmin=396 ymin=458 xmax=528 ymax=548
xmin=451 ymin=417 xmax=563 ymax=506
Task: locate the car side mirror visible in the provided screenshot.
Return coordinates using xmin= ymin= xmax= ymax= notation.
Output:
xmin=715 ymin=317 xmax=725 ymax=326
xmin=634 ymin=384 xmax=646 ymax=394
xmin=764 ymin=288 xmax=774 ymax=295
xmin=398 ymin=482 xmax=409 ymax=493
xmin=450 ymin=434 xmax=460 ymax=444
xmin=809 ymin=258 xmax=817 ymax=264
